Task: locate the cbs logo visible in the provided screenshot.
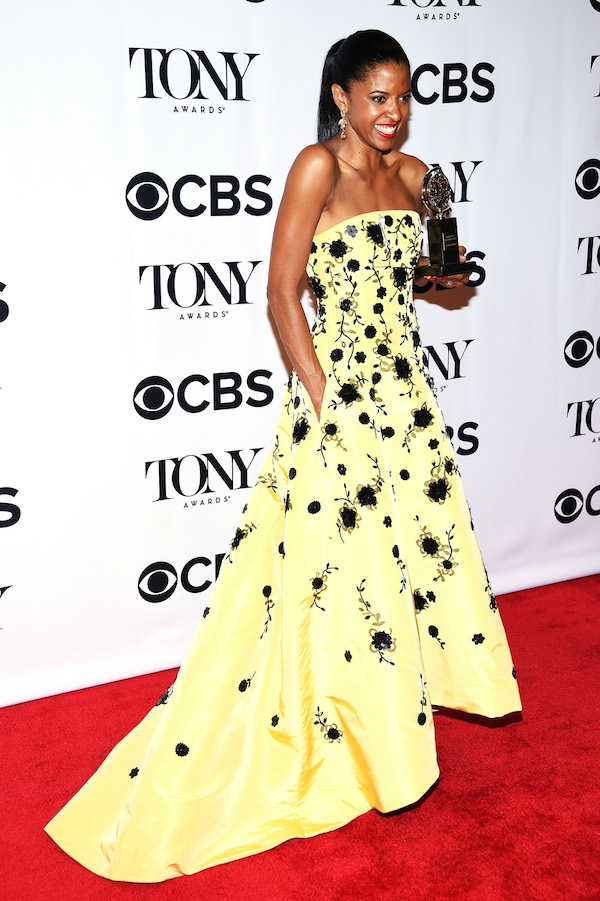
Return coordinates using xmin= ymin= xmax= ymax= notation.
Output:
xmin=126 ymin=172 xmax=272 ymax=220
xmin=575 ymin=160 xmax=600 ymax=199
xmin=554 ymin=485 xmax=600 ymax=524
xmin=133 ymin=370 xmax=274 ymax=419
xmin=138 ymin=555 xmax=225 ymax=602
xmin=411 ymin=62 xmax=494 ymax=104
xmin=564 ymin=331 xmax=600 ymax=368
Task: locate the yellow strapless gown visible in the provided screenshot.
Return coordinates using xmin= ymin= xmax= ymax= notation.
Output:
xmin=45 ymin=210 xmax=521 ymax=882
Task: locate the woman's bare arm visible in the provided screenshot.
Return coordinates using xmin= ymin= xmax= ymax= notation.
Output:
xmin=267 ymin=145 xmax=337 ymax=420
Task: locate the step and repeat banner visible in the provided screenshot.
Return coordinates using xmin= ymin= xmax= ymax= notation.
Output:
xmin=1 ymin=0 xmax=598 ymax=706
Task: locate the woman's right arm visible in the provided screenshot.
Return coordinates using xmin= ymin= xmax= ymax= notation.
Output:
xmin=267 ymin=144 xmax=337 ymax=420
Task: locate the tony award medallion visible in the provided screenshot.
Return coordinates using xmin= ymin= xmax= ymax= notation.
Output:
xmin=415 ymin=165 xmax=476 ymax=279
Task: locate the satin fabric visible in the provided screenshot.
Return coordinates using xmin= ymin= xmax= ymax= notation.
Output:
xmin=45 ymin=211 xmax=521 ymax=882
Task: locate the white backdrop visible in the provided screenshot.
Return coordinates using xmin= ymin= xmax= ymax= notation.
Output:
xmin=1 ymin=0 xmax=599 ymax=707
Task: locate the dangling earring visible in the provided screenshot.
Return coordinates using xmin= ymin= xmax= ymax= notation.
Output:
xmin=338 ymin=108 xmax=348 ymax=140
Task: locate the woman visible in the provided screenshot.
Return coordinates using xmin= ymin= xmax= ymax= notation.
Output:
xmin=45 ymin=30 xmax=521 ymax=883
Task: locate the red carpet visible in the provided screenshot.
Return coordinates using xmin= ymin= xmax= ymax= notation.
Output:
xmin=3 ymin=575 xmax=599 ymax=900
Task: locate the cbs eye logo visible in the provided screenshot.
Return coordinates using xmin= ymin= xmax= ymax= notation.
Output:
xmin=133 ymin=371 xmax=273 ymax=419
xmin=138 ymin=556 xmax=224 ymax=602
xmin=554 ymin=485 xmax=600 ymax=524
xmin=126 ymin=172 xmax=272 ymax=220
xmin=575 ymin=160 xmax=600 ymax=199
xmin=564 ymin=331 xmax=600 ymax=368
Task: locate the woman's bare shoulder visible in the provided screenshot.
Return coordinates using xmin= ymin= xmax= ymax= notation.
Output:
xmin=281 ymin=143 xmax=338 ymax=214
xmin=288 ymin=142 xmax=339 ymax=183
xmin=393 ymin=151 xmax=429 ymax=210
xmin=397 ymin=152 xmax=429 ymax=186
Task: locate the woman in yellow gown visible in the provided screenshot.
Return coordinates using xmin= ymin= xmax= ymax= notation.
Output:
xmin=45 ymin=29 xmax=521 ymax=882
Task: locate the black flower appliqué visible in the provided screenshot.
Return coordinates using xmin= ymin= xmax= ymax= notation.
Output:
xmin=329 ymin=239 xmax=349 ymax=259
xmin=292 ymin=416 xmax=310 ymax=443
xmin=366 ymin=223 xmax=384 ymax=245
xmin=337 ymin=382 xmax=362 ymax=406
xmin=357 ymin=579 xmax=396 ymax=665
xmin=314 ymin=707 xmax=343 ymax=743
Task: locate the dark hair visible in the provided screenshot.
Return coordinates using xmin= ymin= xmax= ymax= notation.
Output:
xmin=317 ymin=30 xmax=410 ymax=143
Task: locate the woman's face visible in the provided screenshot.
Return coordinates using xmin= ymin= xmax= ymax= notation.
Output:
xmin=334 ymin=62 xmax=412 ymax=150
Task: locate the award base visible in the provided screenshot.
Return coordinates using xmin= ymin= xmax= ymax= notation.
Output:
xmin=415 ymin=216 xmax=476 ymax=279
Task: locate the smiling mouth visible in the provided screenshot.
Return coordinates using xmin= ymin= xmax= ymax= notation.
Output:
xmin=375 ymin=123 xmax=398 ymax=138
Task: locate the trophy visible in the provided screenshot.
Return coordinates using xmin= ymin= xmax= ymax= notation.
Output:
xmin=415 ymin=165 xmax=476 ymax=279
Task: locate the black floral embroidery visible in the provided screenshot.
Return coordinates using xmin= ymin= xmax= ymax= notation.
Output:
xmin=260 ymin=585 xmax=274 ymax=638
xmin=428 ymin=625 xmax=446 ymax=649
xmin=310 ymin=563 xmax=338 ymax=610
xmin=129 ymin=767 xmax=139 ymax=778
xmin=413 ymin=588 xmax=436 ymax=612
xmin=155 ymin=685 xmax=174 ymax=706
xmin=203 ymin=607 xmax=210 ymax=618
xmin=337 ymin=381 xmax=362 ymax=406
xmin=418 ymin=674 xmax=428 ymax=725
xmin=357 ymin=579 xmax=396 ymax=665
xmin=414 ymin=406 xmax=434 ymax=428
xmin=393 ymin=267 xmax=407 ymax=289
xmin=426 ymin=478 xmax=450 ymax=503
xmin=329 ymin=239 xmax=349 ymax=259
xmin=366 ymin=223 xmax=384 ymax=245
xmin=353 ymin=455 xmax=383 ymax=512
xmin=395 ymin=356 xmax=412 ymax=380
xmin=271 ymin=715 xmax=279 ymax=727
xmin=227 ymin=521 xmax=257 ymax=560
xmin=175 ymin=743 xmax=189 ymax=757
xmin=403 ymin=404 xmax=435 ymax=450
xmin=345 ymin=650 xmax=352 ymax=662
xmin=383 ymin=515 xmax=392 ymax=527
xmin=416 ymin=519 xmax=459 ymax=581
xmin=307 ymin=276 xmax=326 ymax=299
xmin=357 ymin=485 xmax=377 ymax=507
xmin=292 ymin=416 xmax=311 ymax=444
xmin=486 ymin=582 xmax=498 ymax=611
xmin=335 ymin=484 xmax=361 ymax=540
xmin=308 ymin=500 xmax=321 ymax=514
xmin=472 ymin=633 xmax=485 ymax=645
xmin=314 ymin=707 xmax=343 ymax=743
xmin=238 ymin=672 xmax=256 ymax=692
xmin=318 ymin=418 xmax=345 ymax=466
